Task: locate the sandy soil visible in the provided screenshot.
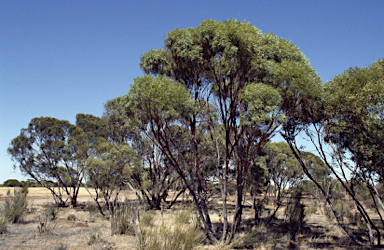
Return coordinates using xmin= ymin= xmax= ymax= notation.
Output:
xmin=0 ymin=187 xmax=375 ymax=250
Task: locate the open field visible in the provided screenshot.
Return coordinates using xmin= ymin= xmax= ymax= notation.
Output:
xmin=0 ymin=187 xmax=376 ymax=250
xmin=0 ymin=187 xmax=95 ymax=202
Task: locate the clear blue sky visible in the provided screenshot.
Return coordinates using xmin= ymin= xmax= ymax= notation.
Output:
xmin=1 ymin=0 xmax=383 ymax=184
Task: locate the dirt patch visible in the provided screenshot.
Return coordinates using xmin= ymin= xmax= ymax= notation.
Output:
xmin=0 ymin=188 xmax=377 ymax=249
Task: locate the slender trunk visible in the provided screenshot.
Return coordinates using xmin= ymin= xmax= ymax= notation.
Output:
xmin=370 ymin=186 xmax=384 ymax=230
xmin=220 ymin=173 xmax=228 ymax=243
xmin=166 ymin=187 xmax=185 ymax=209
xmin=267 ymin=202 xmax=282 ymax=224
xmin=285 ymin=138 xmax=366 ymax=246
xmin=84 ymin=186 xmax=105 ymax=216
xmin=72 ymin=186 xmax=80 ymax=207
xmin=227 ymin=183 xmax=244 ymax=244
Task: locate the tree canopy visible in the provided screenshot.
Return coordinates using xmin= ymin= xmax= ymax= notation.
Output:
xmin=138 ymin=19 xmax=322 ymax=242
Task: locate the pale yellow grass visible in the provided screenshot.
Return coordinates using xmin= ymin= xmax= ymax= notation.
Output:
xmin=0 ymin=187 xmax=96 ymax=197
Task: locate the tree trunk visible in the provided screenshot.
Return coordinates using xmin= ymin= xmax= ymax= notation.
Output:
xmin=285 ymin=138 xmax=366 ymax=246
xmin=227 ymin=183 xmax=244 ymax=244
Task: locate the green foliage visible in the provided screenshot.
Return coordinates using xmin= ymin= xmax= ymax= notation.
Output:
xmin=324 ymin=57 xmax=384 ymax=179
xmin=138 ymin=19 xmax=322 ymax=240
xmin=86 ymin=141 xmax=138 ymax=211
xmin=328 ymin=179 xmax=345 ymax=200
xmin=117 ymin=75 xmax=196 ymax=210
xmin=241 ymin=83 xmax=285 ymax=125
xmin=258 ymin=142 xmax=303 ymax=202
xmin=324 ymin=200 xmax=353 ymax=223
xmin=121 ymin=74 xmax=195 ymax=125
xmin=3 ymin=186 xmax=28 ymax=223
xmin=7 ymin=116 xmax=97 ymax=207
xmin=76 ymin=113 xmax=109 ymax=139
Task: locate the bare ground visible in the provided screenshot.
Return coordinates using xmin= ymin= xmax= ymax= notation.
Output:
xmin=0 ymin=188 xmax=378 ymax=250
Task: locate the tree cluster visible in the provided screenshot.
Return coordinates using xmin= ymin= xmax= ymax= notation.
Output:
xmin=7 ymin=19 xmax=384 ymax=247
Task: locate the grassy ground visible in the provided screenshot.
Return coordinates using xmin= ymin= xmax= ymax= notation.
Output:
xmin=0 ymin=187 xmax=377 ymax=249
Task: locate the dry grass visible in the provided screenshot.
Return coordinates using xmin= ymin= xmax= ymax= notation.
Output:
xmin=0 ymin=190 xmax=379 ymax=250
xmin=0 ymin=187 xmax=96 ymax=199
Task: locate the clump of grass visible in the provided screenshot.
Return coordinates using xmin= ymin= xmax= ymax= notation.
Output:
xmin=67 ymin=214 xmax=77 ymax=221
xmin=0 ymin=216 xmax=7 ymax=234
xmin=324 ymin=200 xmax=353 ymax=222
xmin=88 ymin=227 xmax=102 ymax=245
xmin=3 ymin=185 xmax=28 ymax=223
xmin=140 ymin=212 xmax=154 ymax=227
xmin=138 ymin=208 xmax=201 ymax=250
xmin=38 ymin=208 xmax=59 ymax=235
xmin=55 ymin=243 xmax=68 ymax=250
xmin=285 ymin=191 xmax=305 ymax=241
xmin=174 ymin=208 xmax=192 ymax=224
xmin=305 ymin=204 xmax=318 ymax=216
xmin=110 ymin=202 xmax=135 ymax=235
xmin=47 ymin=205 xmax=58 ymax=220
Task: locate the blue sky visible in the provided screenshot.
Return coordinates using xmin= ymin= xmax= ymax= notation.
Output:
xmin=1 ymin=0 xmax=383 ymax=184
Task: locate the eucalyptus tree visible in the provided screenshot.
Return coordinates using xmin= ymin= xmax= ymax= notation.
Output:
xmin=120 ymin=74 xmax=224 ymax=238
xmin=299 ymin=151 xmax=332 ymax=205
xmin=283 ymin=58 xmax=384 ymax=246
xmin=258 ymin=142 xmax=303 ymax=219
xmin=8 ymin=117 xmax=93 ymax=207
xmin=86 ymin=142 xmax=138 ymax=214
xmin=139 ymin=19 xmax=322 ymax=242
xmin=323 ymin=58 xmax=384 ymax=245
xmin=324 ymin=58 xmax=384 ymax=183
xmin=103 ymin=84 xmax=190 ymax=211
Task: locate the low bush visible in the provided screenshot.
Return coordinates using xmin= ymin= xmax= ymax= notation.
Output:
xmin=324 ymin=200 xmax=353 ymax=222
xmin=174 ymin=207 xmax=193 ymax=224
xmin=285 ymin=191 xmax=305 ymax=241
xmin=55 ymin=243 xmax=68 ymax=250
xmin=88 ymin=227 xmax=102 ymax=245
xmin=305 ymin=204 xmax=318 ymax=215
xmin=3 ymin=185 xmax=28 ymax=223
xmin=110 ymin=202 xmax=135 ymax=235
xmin=140 ymin=212 xmax=154 ymax=227
xmin=38 ymin=208 xmax=59 ymax=235
xmin=138 ymin=208 xmax=201 ymax=250
xmin=0 ymin=216 xmax=7 ymax=234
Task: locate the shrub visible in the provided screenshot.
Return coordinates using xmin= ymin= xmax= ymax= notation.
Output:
xmin=38 ymin=207 xmax=59 ymax=235
xmin=88 ymin=227 xmax=102 ymax=245
xmin=174 ymin=208 xmax=192 ymax=224
xmin=324 ymin=200 xmax=353 ymax=222
xmin=3 ymin=185 xmax=28 ymax=223
xmin=305 ymin=204 xmax=318 ymax=215
xmin=110 ymin=202 xmax=135 ymax=235
xmin=55 ymin=243 xmax=68 ymax=250
xmin=47 ymin=205 xmax=58 ymax=220
xmin=0 ymin=216 xmax=7 ymax=234
xmin=140 ymin=212 xmax=154 ymax=227
xmin=285 ymin=191 xmax=305 ymax=241
xmin=138 ymin=209 xmax=201 ymax=250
